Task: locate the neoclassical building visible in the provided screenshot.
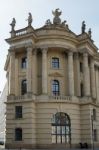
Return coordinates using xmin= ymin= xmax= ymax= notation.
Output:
xmin=4 ymin=9 xmax=99 ymax=149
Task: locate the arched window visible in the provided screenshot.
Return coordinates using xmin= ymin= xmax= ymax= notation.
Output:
xmin=21 ymin=80 xmax=27 ymax=95
xmin=52 ymin=112 xmax=71 ymax=144
xmin=15 ymin=128 xmax=22 ymax=141
xmin=52 ymin=80 xmax=60 ymax=96
xmin=21 ymin=57 xmax=27 ymax=69
xmin=52 ymin=57 xmax=59 ymax=69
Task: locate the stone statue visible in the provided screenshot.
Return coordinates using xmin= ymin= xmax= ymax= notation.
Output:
xmin=10 ymin=18 xmax=16 ymax=31
xmin=81 ymin=21 xmax=86 ymax=33
xmin=45 ymin=19 xmax=52 ymax=26
xmin=88 ymin=28 xmax=92 ymax=38
xmin=52 ymin=8 xmax=62 ymax=25
xmin=27 ymin=12 xmax=33 ymax=26
xmin=61 ymin=20 xmax=67 ymax=27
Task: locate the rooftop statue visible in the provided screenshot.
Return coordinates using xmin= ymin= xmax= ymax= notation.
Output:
xmin=81 ymin=21 xmax=86 ymax=33
xmin=52 ymin=8 xmax=62 ymax=25
xmin=45 ymin=19 xmax=52 ymax=26
xmin=10 ymin=18 xmax=16 ymax=31
xmin=88 ymin=28 xmax=92 ymax=38
xmin=27 ymin=12 xmax=33 ymax=27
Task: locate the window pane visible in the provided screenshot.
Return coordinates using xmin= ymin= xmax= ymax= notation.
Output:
xmin=62 ymin=135 xmax=66 ymax=143
xmin=52 ymin=126 xmax=56 ymax=134
xmin=52 ymin=135 xmax=56 ymax=143
xmin=66 ymin=135 xmax=70 ymax=143
xmin=52 ymin=80 xmax=60 ymax=96
xmin=57 ymin=135 xmax=61 ymax=143
xmin=52 ymin=58 xmax=59 ymax=69
xmin=21 ymin=80 xmax=27 ymax=95
xmin=66 ymin=126 xmax=70 ymax=134
xmin=62 ymin=126 xmax=65 ymax=134
xmin=15 ymin=128 xmax=22 ymax=141
xmin=21 ymin=57 xmax=27 ymax=69
xmin=15 ymin=106 xmax=22 ymax=118
xmin=57 ymin=126 xmax=61 ymax=134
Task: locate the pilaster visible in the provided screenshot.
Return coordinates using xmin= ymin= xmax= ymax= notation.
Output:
xmin=26 ymin=46 xmax=33 ymax=94
xmin=90 ymin=58 xmax=96 ymax=99
xmin=9 ymin=50 xmax=15 ymax=95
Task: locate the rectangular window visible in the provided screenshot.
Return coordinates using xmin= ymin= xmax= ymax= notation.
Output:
xmin=21 ymin=57 xmax=27 ymax=69
xmin=15 ymin=106 xmax=22 ymax=118
xmin=52 ymin=58 xmax=59 ymax=69
xmin=15 ymin=128 xmax=22 ymax=141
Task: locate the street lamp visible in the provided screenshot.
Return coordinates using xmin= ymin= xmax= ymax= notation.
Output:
xmin=91 ymin=115 xmax=94 ymax=150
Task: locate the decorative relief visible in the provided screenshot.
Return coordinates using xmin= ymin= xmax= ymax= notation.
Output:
xmin=49 ymin=72 xmax=63 ymax=77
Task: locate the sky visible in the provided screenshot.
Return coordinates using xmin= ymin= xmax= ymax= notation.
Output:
xmin=0 ymin=0 xmax=99 ymax=93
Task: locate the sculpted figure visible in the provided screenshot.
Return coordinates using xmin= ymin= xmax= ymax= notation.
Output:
xmin=10 ymin=18 xmax=16 ymax=31
xmin=82 ymin=21 xmax=86 ymax=33
xmin=52 ymin=8 xmax=62 ymax=25
xmin=62 ymin=20 xmax=67 ymax=27
xmin=88 ymin=28 xmax=92 ymax=38
xmin=45 ymin=19 xmax=52 ymax=26
xmin=27 ymin=12 xmax=33 ymax=26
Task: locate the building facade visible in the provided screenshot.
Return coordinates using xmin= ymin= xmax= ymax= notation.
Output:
xmin=4 ymin=9 xmax=99 ymax=149
xmin=0 ymin=83 xmax=7 ymax=144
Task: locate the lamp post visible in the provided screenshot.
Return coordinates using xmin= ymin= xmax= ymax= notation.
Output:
xmin=91 ymin=115 xmax=94 ymax=150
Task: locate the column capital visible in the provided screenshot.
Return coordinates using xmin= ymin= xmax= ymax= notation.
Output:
xmin=33 ymin=49 xmax=37 ymax=55
xmin=68 ymin=51 xmax=73 ymax=56
xmin=25 ymin=42 xmax=34 ymax=50
xmin=42 ymin=48 xmax=48 ymax=54
xmin=83 ymin=52 xmax=88 ymax=57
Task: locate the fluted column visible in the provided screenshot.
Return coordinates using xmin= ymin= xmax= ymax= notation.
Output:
xmin=68 ymin=51 xmax=74 ymax=96
xmin=27 ymin=46 xmax=32 ymax=93
xmin=9 ymin=50 xmax=15 ymax=95
xmin=42 ymin=48 xmax=48 ymax=94
xmin=75 ymin=53 xmax=81 ymax=96
xmin=96 ymin=67 xmax=99 ymax=101
xmin=83 ymin=53 xmax=90 ymax=96
xmin=32 ymin=49 xmax=37 ymax=95
xmin=90 ymin=58 xmax=96 ymax=99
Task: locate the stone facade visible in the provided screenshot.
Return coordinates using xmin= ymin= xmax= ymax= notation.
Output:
xmin=4 ymin=9 xmax=99 ymax=149
xmin=0 ymin=83 xmax=7 ymax=144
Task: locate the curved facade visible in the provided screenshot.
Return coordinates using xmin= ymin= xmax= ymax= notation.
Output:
xmin=5 ymin=9 xmax=99 ymax=149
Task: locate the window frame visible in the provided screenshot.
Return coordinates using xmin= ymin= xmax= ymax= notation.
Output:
xmin=52 ymin=80 xmax=60 ymax=96
xmin=51 ymin=112 xmax=71 ymax=144
xmin=21 ymin=57 xmax=27 ymax=69
xmin=15 ymin=106 xmax=22 ymax=119
xmin=52 ymin=57 xmax=59 ymax=69
xmin=15 ymin=128 xmax=22 ymax=141
xmin=21 ymin=79 xmax=27 ymax=95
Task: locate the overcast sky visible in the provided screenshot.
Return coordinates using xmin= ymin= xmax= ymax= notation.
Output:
xmin=0 ymin=0 xmax=99 ymax=92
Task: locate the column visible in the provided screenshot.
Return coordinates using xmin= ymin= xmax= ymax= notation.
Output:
xmin=75 ymin=53 xmax=81 ymax=96
xmin=83 ymin=53 xmax=90 ymax=96
xmin=27 ymin=46 xmax=32 ymax=93
xmin=68 ymin=51 xmax=74 ymax=96
xmin=96 ymin=67 xmax=99 ymax=102
xmin=9 ymin=50 xmax=15 ymax=95
xmin=90 ymin=58 xmax=96 ymax=99
xmin=32 ymin=49 xmax=37 ymax=95
xmin=42 ymin=48 xmax=48 ymax=94
xmin=15 ymin=58 xmax=19 ymax=95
